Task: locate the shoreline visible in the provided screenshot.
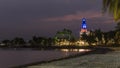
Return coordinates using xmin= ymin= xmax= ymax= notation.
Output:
xmin=13 ymin=47 xmax=113 ymax=68
xmin=13 ymin=50 xmax=92 ymax=68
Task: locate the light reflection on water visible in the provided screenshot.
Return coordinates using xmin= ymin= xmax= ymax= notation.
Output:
xmin=0 ymin=48 xmax=91 ymax=68
xmin=60 ymin=49 xmax=91 ymax=57
xmin=61 ymin=49 xmax=91 ymax=52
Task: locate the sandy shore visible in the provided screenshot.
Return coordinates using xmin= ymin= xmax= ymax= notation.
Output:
xmin=26 ymin=50 xmax=120 ymax=68
xmin=25 ymin=48 xmax=120 ymax=68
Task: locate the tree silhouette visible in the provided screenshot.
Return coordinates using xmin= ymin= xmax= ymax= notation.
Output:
xmin=94 ymin=29 xmax=103 ymax=45
xmin=2 ymin=40 xmax=11 ymax=47
xmin=54 ymin=28 xmax=73 ymax=45
xmin=11 ymin=37 xmax=26 ymax=47
xmin=81 ymin=31 xmax=96 ymax=45
xmin=115 ymin=31 xmax=120 ymax=44
xmin=103 ymin=0 xmax=120 ymax=21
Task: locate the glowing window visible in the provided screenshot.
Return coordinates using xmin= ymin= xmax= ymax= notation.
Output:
xmin=83 ymin=24 xmax=86 ymax=28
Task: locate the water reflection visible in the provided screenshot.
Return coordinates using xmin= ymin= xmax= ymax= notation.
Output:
xmin=61 ymin=49 xmax=91 ymax=52
xmin=60 ymin=49 xmax=91 ymax=57
xmin=0 ymin=49 xmax=91 ymax=68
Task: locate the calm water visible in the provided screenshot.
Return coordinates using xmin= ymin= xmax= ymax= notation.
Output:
xmin=0 ymin=49 xmax=90 ymax=68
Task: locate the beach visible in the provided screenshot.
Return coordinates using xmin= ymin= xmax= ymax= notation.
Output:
xmin=27 ymin=51 xmax=120 ymax=68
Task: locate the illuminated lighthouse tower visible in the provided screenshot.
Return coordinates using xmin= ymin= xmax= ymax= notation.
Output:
xmin=80 ymin=18 xmax=89 ymax=37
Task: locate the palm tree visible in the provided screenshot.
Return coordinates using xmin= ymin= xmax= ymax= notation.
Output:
xmin=103 ymin=0 xmax=120 ymax=21
xmin=94 ymin=29 xmax=103 ymax=45
xmin=115 ymin=31 xmax=120 ymax=44
xmin=103 ymin=32 xmax=109 ymax=45
xmin=81 ymin=31 xmax=96 ymax=45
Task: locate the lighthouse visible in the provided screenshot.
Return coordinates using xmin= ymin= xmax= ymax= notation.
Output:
xmin=80 ymin=18 xmax=89 ymax=37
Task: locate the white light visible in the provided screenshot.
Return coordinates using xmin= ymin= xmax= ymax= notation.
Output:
xmin=83 ymin=25 xmax=86 ymax=28
xmin=82 ymin=18 xmax=86 ymax=21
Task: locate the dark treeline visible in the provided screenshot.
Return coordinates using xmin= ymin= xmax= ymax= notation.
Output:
xmin=0 ymin=23 xmax=120 ymax=48
xmin=0 ymin=36 xmax=54 ymax=48
xmin=81 ymin=22 xmax=120 ymax=46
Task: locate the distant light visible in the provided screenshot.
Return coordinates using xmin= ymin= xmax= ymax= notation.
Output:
xmin=83 ymin=24 xmax=86 ymax=28
xmin=61 ymin=49 xmax=91 ymax=52
xmin=82 ymin=18 xmax=86 ymax=21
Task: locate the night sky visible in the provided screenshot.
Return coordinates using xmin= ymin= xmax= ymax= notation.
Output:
xmin=0 ymin=0 xmax=117 ymax=40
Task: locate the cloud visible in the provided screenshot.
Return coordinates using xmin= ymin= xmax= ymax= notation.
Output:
xmin=40 ymin=11 xmax=103 ymax=22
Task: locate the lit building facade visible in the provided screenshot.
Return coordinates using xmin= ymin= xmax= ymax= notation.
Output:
xmin=80 ymin=18 xmax=89 ymax=37
xmin=76 ymin=18 xmax=89 ymax=46
xmin=55 ymin=18 xmax=90 ymax=46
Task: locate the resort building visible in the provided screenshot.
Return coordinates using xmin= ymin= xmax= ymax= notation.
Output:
xmin=55 ymin=18 xmax=90 ymax=46
xmin=80 ymin=18 xmax=90 ymax=37
xmin=77 ymin=18 xmax=89 ymax=46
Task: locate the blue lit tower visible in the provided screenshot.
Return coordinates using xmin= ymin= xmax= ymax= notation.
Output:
xmin=80 ymin=18 xmax=88 ymax=36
